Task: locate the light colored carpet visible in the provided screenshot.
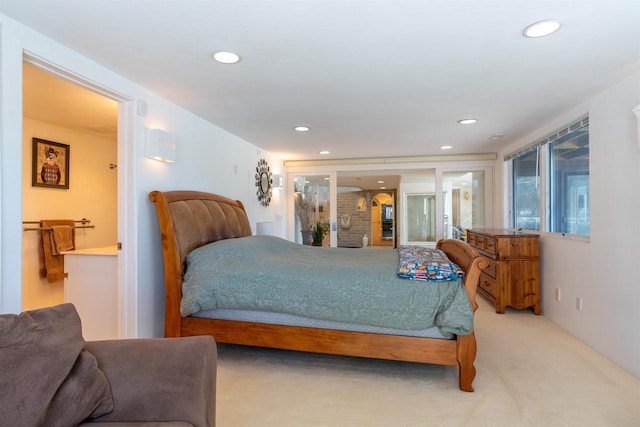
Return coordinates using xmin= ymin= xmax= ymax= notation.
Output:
xmin=216 ymin=297 xmax=639 ymax=426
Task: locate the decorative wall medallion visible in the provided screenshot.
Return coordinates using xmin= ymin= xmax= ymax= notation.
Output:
xmin=255 ymin=158 xmax=273 ymax=207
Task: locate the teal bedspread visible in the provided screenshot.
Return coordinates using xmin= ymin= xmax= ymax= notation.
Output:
xmin=181 ymin=235 xmax=474 ymax=336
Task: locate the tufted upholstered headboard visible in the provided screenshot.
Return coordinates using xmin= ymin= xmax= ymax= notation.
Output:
xmin=149 ymin=190 xmax=252 ymax=335
xmin=149 ymin=190 xmax=252 ymax=277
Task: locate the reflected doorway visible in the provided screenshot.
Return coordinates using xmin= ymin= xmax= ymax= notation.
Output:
xmin=442 ymin=170 xmax=486 ymax=241
xmin=371 ymin=193 xmax=394 ymax=247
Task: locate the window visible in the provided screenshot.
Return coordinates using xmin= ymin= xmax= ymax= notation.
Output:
xmin=512 ymin=150 xmax=540 ymax=231
xmin=506 ymin=116 xmax=589 ymax=236
xmin=549 ymin=127 xmax=590 ymax=235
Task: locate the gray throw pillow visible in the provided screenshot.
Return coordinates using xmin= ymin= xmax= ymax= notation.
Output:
xmin=0 ymin=303 xmax=114 ymax=426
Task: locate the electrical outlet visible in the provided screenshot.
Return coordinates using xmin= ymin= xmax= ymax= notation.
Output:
xmin=576 ymin=297 xmax=583 ymax=311
xmin=555 ymin=288 xmax=561 ymax=302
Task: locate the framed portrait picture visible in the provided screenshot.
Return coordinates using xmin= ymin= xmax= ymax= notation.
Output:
xmin=32 ymin=138 xmax=70 ymax=189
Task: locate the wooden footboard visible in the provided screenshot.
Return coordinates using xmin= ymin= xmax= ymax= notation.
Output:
xmin=150 ymin=190 xmax=488 ymax=391
xmin=183 ymin=317 xmax=459 ymax=365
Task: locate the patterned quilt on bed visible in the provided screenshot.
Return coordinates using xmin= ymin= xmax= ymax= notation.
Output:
xmin=397 ymin=246 xmax=465 ymax=281
xmin=181 ymin=235 xmax=474 ymax=336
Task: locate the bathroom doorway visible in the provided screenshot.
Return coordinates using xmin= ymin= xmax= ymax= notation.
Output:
xmin=21 ymin=61 xmax=119 ymax=311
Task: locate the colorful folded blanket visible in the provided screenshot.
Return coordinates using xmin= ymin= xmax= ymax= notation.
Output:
xmin=397 ymin=245 xmax=464 ymax=281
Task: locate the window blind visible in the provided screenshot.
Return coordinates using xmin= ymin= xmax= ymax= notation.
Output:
xmin=504 ymin=115 xmax=589 ymax=162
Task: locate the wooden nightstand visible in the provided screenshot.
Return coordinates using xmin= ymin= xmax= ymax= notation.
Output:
xmin=467 ymin=229 xmax=540 ymax=314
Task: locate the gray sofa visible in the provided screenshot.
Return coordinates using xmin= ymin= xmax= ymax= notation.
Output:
xmin=0 ymin=303 xmax=216 ymax=427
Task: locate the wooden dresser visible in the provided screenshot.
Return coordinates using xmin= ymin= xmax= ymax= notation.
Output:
xmin=467 ymin=229 xmax=540 ymax=314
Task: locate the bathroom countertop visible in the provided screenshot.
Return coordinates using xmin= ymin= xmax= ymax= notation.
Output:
xmin=61 ymin=245 xmax=118 ymax=256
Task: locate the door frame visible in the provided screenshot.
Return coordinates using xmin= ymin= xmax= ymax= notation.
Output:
xmin=22 ymin=54 xmax=136 ymax=338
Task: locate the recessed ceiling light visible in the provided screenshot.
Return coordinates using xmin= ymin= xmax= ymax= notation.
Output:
xmin=441 ymin=145 xmax=453 ymax=150
xmin=319 ymin=150 xmax=330 ymax=155
xmin=489 ymin=134 xmax=506 ymax=140
xmin=212 ymin=51 xmax=240 ymax=64
xmin=377 ymin=180 xmax=384 ymax=184
xmin=458 ymin=119 xmax=477 ymax=125
xmin=380 ymin=186 xmax=386 ymax=190
xmin=294 ymin=126 xmax=310 ymax=132
xmin=523 ymin=20 xmax=561 ymax=38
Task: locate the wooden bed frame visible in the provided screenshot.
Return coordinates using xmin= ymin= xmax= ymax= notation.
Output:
xmin=149 ymin=190 xmax=489 ymax=391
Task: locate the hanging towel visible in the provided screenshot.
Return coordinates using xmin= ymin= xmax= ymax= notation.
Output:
xmin=51 ymin=225 xmax=75 ymax=254
xmin=39 ymin=220 xmax=75 ymax=283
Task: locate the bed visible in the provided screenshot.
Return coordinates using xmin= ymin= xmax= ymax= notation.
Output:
xmin=149 ymin=190 xmax=489 ymax=391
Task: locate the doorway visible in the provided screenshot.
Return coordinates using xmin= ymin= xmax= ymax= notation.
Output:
xmin=371 ymin=193 xmax=394 ymax=247
xmin=21 ymin=61 xmax=119 ymax=313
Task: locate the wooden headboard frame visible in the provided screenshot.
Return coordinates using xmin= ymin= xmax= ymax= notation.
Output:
xmin=149 ymin=190 xmax=252 ymax=335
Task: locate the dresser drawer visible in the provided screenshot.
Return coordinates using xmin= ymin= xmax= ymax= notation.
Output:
xmin=467 ymin=232 xmax=478 ymax=248
xmin=469 ymin=233 xmax=497 ymax=256
xmin=483 ymin=258 xmax=497 ymax=278
xmin=486 ymin=237 xmax=497 ymax=255
xmin=479 ymin=274 xmax=497 ymax=298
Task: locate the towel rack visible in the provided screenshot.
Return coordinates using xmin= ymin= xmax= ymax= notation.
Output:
xmin=23 ymin=218 xmax=91 ymax=225
xmin=23 ymin=225 xmax=96 ymax=232
xmin=22 ymin=218 xmax=95 ymax=231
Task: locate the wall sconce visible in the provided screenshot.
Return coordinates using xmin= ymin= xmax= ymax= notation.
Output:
xmin=272 ymin=174 xmax=284 ymax=189
xmin=145 ymin=128 xmax=176 ymax=162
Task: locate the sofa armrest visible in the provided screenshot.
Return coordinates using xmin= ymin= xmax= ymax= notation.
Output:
xmin=83 ymin=336 xmax=216 ymax=427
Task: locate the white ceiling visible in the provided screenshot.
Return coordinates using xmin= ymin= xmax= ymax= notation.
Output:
xmin=4 ymin=1 xmax=639 ymax=162
xmin=23 ymin=62 xmax=118 ymax=140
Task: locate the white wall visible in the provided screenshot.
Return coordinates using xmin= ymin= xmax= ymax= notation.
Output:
xmin=496 ymin=72 xmax=640 ymax=378
xmin=134 ymin=90 xmax=285 ymax=336
xmin=0 ymin=14 xmax=284 ymax=338
xmin=0 ymin=17 xmax=25 ymax=313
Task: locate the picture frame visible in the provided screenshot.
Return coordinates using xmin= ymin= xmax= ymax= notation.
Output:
xmin=32 ymin=138 xmax=70 ymax=189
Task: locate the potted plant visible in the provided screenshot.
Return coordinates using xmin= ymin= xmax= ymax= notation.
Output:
xmin=311 ymin=219 xmax=329 ymax=246
xmin=294 ymin=183 xmax=314 ymax=245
